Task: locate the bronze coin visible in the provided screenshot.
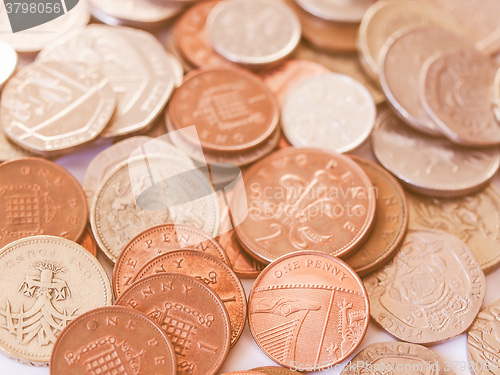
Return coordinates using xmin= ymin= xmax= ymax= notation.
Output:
xmin=50 ymin=306 xmax=176 ymax=374
xmin=115 ymin=273 xmax=231 ymax=375
xmin=344 ymin=156 xmax=408 ymax=276
xmin=113 ymin=224 xmax=231 ymax=298
xmin=252 ymin=366 xmax=302 ymax=375
xmin=0 ymin=157 xmax=88 ymax=248
xmin=135 ymin=249 xmax=247 ymax=347
xmin=168 ymin=67 xmax=279 ymax=152
xmin=339 ymin=342 xmax=455 ymax=375
xmin=233 ymin=148 xmax=376 ymax=262
xmin=248 ymin=251 xmax=369 ymax=370
xmin=78 ymin=226 xmax=97 ymax=257
xmin=468 ymin=298 xmax=500 ymax=375
xmin=364 ymin=228 xmax=486 ymax=344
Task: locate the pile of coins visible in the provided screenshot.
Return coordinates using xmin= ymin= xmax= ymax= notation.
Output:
xmin=0 ymin=0 xmax=499 ymax=374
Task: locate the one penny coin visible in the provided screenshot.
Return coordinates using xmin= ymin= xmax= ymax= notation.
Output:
xmin=50 ymin=306 xmax=176 ymax=374
xmin=234 ymin=148 xmax=376 ymax=262
xmin=0 ymin=235 xmax=112 ymax=365
xmin=372 ymin=108 xmax=500 ymax=197
xmin=468 ymin=298 xmax=500 ymax=375
xmin=115 ymin=273 xmax=231 ymax=375
xmin=168 ymin=67 xmax=279 ymax=152
xmin=340 ymin=342 xmax=455 ymax=375
xmin=78 ymin=226 xmax=97 ymax=257
xmin=248 ymin=251 xmax=369 ymax=370
xmin=0 ymin=158 xmax=88 ymax=248
xmin=135 ymin=250 xmax=247 ymax=347
xmin=407 ymin=184 xmax=500 ymax=274
xmin=364 ymin=229 xmax=486 ymax=344
xmin=113 ymin=223 xmax=230 ymax=298
xmin=344 ymin=156 xmax=408 ymax=276
xmin=1 ymin=61 xmax=115 ymax=155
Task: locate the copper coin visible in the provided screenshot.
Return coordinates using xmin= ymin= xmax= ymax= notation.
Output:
xmin=168 ymin=67 xmax=279 ymax=152
xmin=248 ymin=251 xmax=369 ymax=370
xmin=252 ymin=366 xmax=302 ymax=375
xmin=344 ymin=156 xmax=408 ymax=276
xmin=340 ymin=342 xmax=455 ymax=375
xmin=364 ymin=228 xmax=486 ymax=344
xmin=233 ymin=148 xmax=376 ymax=262
xmin=50 ymin=306 xmax=176 ymax=374
xmin=407 ymin=184 xmax=500 ymax=274
xmin=175 ymin=0 xmax=235 ymax=69
xmin=468 ymin=298 xmax=500 ymax=375
xmin=260 ymin=59 xmax=330 ymax=106
xmin=421 ymin=48 xmax=500 ymax=147
xmin=115 ymin=273 xmax=231 ymax=375
xmin=0 ymin=158 xmax=87 ymax=248
xmin=284 ymin=0 xmax=358 ymax=53
xmin=113 ymin=223 xmax=230 ymax=298
xmin=78 ymin=226 xmax=97 ymax=257
xmin=135 ymin=249 xmax=247 ymax=347
xmin=1 ymin=60 xmax=115 ymax=155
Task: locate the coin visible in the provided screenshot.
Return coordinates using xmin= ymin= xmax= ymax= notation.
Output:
xmin=421 ymin=48 xmax=500 ymax=147
xmin=0 ymin=40 xmax=16 ymax=89
xmin=372 ymin=108 xmax=500 ymax=197
xmin=0 ymin=130 xmax=32 ymax=162
xmin=380 ymin=26 xmax=469 ymax=135
xmin=248 ymin=251 xmax=369 ymax=370
xmin=50 ymin=306 xmax=176 ymax=374
xmin=406 ymin=184 xmax=500 ymax=273
xmin=344 ymin=156 xmax=408 ymax=276
xmin=175 ymin=0 xmax=235 ymax=69
xmin=252 ymin=366 xmax=302 ymax=375
xmin=0 ymin=1 xmax=90 ymax=53
xmin=1 ymin=60 xmax=115 ymax=155
xmin=284 ymin=0 xmax=358 ymax=53
xmin=281 ymin=73 xmax=376 ymax=153
xmin=468 ymin=298 xmax=500 ymax=375
xmin=207 ymin=0 xmax=301 ymax=67
xmin=83 ymin=135 xmax=192 ymax=205
xmin=88 ymin=0 xmax=184 ymax=29
xmin=78 ymin=226 xmax=97 ymax=257
xmin=0 ymin=158 xmax=88 ymax=248
xmin=91 ymin=155 xmax=219 ymax=262
xmin=115 ymin=273 xmax=231 ymax=375
xmin=113 ymin=224 xmax=230 ymax=298
xmin=260 ymin=59 xmax=330 ymax=106
xmin=294 ymin=0 xmax=375 ymax=23
xmin=234 ymin=148 xmax=376 ymax=262
xmin=0 ymin=235 xmax=112 ymax=365
xmin=294 ymin=42 xmax=385 ymax=104
xmin=339 ymin=342 xmax=454 ymax=375
xmin=364 ymin=228 xmax=486 ymax=344
xmin=358 ymin=0 xmax=461 ymax=80
xmin=168 ymin=67 xmax=279 ymax=152
xmin=38 ymin=25 xmax=178 ymax=138
xmin=135 ymin=250 xmax=247 ymax=347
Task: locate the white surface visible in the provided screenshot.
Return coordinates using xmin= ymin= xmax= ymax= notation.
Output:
xmin=1 ymin=135 xmax=499 ymax=374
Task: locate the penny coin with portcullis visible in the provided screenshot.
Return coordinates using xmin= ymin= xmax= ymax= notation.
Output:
xmin=113 ymin=223 xmax=230 ymax=298
xmin=344 ymin=156 xmax=408 ymax=276
xmin=0 ymin=235 xmax=112 ymax=365
xmin=248 ymin=251 xmax=369 ymax=370
xmin=407 ymin=184 xmax=500 ymax=274
xmin=50 ymin=306 xmax=176 ymax=375
xmin=0 ymin=157 xmax=88 ymax=249
xmin=372 ymin=108 xmax=500 ymax=197
xmin=339 ymin=342 xmax=455 ymax=375
xmin=115 ymin=273 xmax=231 ymax=375
xmin=233 ymin=148 xmax=376 ymax=262
xmin=468 ymin=298 xmax=500 ymax=375
xmin=135 ymin=249 xmax=247 ymax=347
xmin=1 ymin=61 xmax=115 ymax=155
xmin=207 ymin=0 xmax=301 ymax=67
xmin=168 ymin=67 xmax=279 ymax=152
xmin=364 ymin=229 xmax=486 ymax=345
